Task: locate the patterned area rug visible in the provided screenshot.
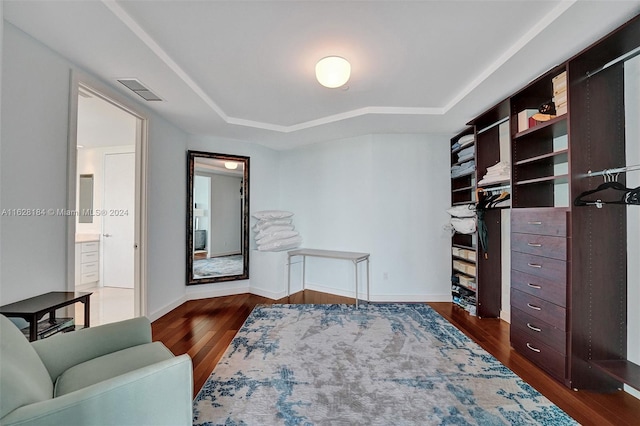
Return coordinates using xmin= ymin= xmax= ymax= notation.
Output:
xmin=193 ymin=304 xmax=577 ymax=425
xmin=193 ymin=255 xmax=243 ymax=278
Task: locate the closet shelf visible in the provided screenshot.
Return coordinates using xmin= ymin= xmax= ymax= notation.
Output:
xmin=515 ymin=174 xmax=569 ymax=186
xmin=513 ymin=115 xmax=567 ymax=139
xmin=452 ymin=243 xmax=476 ymax=251
xmin=515 ymin=149 xmax=568 ymax=167
xmin=591 ymin=360 xmax=640 ymax=392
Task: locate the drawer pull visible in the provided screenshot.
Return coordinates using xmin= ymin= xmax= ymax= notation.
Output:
xmin=527 ymin=243 xmax=542 ymax=247
xmin=527 ymin=221 xmax=542 ymax=225
xmin=527 ymin=263 xmax=542 ymax=268
xmin=527 ymin=303 xmax=542 ymax=311
xmin=527 ymin=323 xmax=542 ymax=332
xmin=527 ymin=283 xmax=542 ymax=289
xmin=526 ymin=343 xmax=541 ymax=353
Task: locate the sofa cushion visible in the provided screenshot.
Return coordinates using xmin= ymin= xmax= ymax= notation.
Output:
xmin=0 ymin=315 xmax=54 ymax=419
xmin=54 ymin=341 xmax=174 ymax=397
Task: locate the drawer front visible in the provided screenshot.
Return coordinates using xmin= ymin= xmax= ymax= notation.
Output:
xmin=511 ymin=308 xmax=566 ymax=354
xmin=511 ymin=289 xmax=566 ymax=330
xmin=511 ymin=251 xmax=566 ymax=283
xmin=511 ymin=269 xmax=566 ymax=307
xmin=511 ymin=327 xmax=566 ymax=381
xmin=81 ymin=242 xmax=99 ymax=253
xmin=81 ymin=251 xmax=99 ymax=263
xmin=81 ymin=272 xmax=99 ymax=284
xmin=511 ymin=208 xmax=567 ymax=237
xmin=511 ymin=232 xmax=567 ymax=261
xmin=81 ymin=261 xmax=98 ymax=274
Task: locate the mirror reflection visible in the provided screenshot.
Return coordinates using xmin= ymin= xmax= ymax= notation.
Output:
xmin=187 ymin=151 xmax=249 ymax=284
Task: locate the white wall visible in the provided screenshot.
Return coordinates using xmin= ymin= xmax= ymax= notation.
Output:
xmin=0 ymin=24 xmax=189 ymax=321
xmin=1 ymin=24 xmax=72 ymax=303
xmin=0 ymin=3 xmax=5 ymax=294
xmin=279 ymin=134 xmax=451 ymax=302
xmin=624 ymin=55 xmax=640 ymax=400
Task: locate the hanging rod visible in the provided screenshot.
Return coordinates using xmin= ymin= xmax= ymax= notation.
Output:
xmin=587 ymin=164 xmax=640 ymax=177
xmin=586 ymin=45 xmax=640 ymax=78
xmin=477 ymin=116 xmax=509 ymax=135
xmin=478 ymin=183 xmax=511 ymax=192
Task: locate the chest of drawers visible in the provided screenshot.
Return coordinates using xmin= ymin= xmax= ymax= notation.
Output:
xmin=510 ymin=207 xmax=568 ymax=382
xmin=75 ymin=241 xmax=100 ymax=285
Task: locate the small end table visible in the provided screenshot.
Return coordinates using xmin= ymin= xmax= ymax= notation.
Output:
xmin=0 ymin=291 xmax=92 ymax=341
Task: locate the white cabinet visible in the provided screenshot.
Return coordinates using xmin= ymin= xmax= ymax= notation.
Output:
xmin=75 ymin=240 xmax=99 ymax=286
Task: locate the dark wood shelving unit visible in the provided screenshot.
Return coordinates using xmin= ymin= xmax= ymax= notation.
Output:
xmin=449 ymin=128 xmax=479 ymax=316
xmin=455 ymin=13 xmax=640 ymax=394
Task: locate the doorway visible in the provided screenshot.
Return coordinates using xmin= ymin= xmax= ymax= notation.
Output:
xmin=68 ymin=74 xmax=148 ymax=326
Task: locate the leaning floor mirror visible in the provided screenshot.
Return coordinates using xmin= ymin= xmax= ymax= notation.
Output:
xmin=186 ymin=150 xmax=250 ymax=284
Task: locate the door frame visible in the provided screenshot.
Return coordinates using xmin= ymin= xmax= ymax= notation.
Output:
xmin=67 ymin=70 xmax=149 ymax=317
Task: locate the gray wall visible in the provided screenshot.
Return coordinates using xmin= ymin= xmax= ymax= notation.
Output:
xmin=1 ymin=23 xmax=188 ymax=318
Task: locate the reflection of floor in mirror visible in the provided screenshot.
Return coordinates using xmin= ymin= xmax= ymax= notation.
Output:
xmin=193 ymin=254 xmax=243 ymax=278
xmin=75 ymin=286 xmax=134 ymax=327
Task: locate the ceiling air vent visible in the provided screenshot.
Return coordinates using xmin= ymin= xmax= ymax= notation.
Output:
xmin=117 ymin=78 xmax=163 ymax=102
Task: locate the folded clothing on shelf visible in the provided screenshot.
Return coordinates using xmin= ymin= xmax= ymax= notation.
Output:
xmin=451 ymin=160 xmax=475 ymax=178
xmin=477 ymin=161 xmax=510 ymax=185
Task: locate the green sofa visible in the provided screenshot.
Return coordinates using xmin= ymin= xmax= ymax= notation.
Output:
xmin=0 ymin=314 xmax=193 ymax=425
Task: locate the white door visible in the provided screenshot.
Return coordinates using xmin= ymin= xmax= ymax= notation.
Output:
xmin=103 ymin=152 xmax=135 ymax=288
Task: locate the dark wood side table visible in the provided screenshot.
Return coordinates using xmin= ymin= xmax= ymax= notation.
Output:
xmin=0 ymin=291 xmax=92 ymax=341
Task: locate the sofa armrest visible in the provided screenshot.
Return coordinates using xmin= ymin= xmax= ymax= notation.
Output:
xmin=31 ymin=317 xmax=152 ymax=382
xmin=1 ymin=354 xmax=193 ymax=426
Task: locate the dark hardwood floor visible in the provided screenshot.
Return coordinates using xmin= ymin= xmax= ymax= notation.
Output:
xmin=152 ymin=291 xmax=640 ymax=425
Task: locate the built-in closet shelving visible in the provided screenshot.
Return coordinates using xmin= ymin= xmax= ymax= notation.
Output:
xmin=450 ymin=128 xmax=478 ymax=316
xmin=452 ymin=13 xmax=640 ymax=392
xmin=468 ymin=101 xmax=510 ymax=319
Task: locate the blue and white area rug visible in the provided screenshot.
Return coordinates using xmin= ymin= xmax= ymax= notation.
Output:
xmin=193 ymin=304 xmax=577 ymax=425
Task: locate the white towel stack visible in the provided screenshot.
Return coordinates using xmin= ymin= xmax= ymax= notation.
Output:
xmin=477 ymin=161 xmax=510 ymax=186
xmin=252 ymin=210 xmax=302 ymax=251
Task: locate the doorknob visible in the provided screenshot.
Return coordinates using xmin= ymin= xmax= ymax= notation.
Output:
xmin=103 ymin=233 xmax=112 ymax=237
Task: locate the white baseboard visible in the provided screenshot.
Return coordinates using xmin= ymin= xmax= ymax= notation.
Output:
xmin=500 ymin=309 xmax=511 ymax=324
xmin=250 ymin=287 xmax=286 ymax=300
xmin=148 ymin=295 xmax=187 ymax=322
xmin=186 ymin=285 xmax=250 ymax=301
xmin=304 ymin=282 xmax=450 ymax=303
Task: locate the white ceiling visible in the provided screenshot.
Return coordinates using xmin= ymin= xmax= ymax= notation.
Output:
xmin=4 ymin=1 xmax=640 ymax=150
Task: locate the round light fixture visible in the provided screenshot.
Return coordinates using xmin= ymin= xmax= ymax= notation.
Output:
xmin=315 ymin=56 xmax=351 ymax=88
xmin=224 ymin=161 xmax=238 ymax=170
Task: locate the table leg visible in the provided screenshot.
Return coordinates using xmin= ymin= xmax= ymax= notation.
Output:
xmin=29 ymin=316 xmax=38 ymax=342
xmin=302 ymin=256 xmax=306 ymax=292
xmin=287 ymin=254 xmax=291 ymax=297
xmin=366 ymin=257 xmax=370 ymax=304
xmin=354 ymin=260 xmax=359 ymax=309
xmin=83 ymin=296 xmax=90 ymax=328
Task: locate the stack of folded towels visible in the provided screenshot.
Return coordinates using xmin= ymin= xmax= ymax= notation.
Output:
xmin=477 ymin=161 xmax=510 ymax=186
xmin=451 ymin=160 xmax=475 ymax=178
xmin=252 ymin=210 xmax=302 ymax=251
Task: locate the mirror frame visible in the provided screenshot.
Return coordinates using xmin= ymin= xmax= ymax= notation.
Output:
xmin=186 ymin=150 xmax=250 ymax=285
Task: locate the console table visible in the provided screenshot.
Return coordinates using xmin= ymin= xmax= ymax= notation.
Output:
xmin=0 ymin=291 xmax=91 ymax=341
xmin=287 ymin=248 xmax=370 ymax=308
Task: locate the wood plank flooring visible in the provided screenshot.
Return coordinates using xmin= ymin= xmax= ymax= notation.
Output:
xmin=152 ymin=292 xmax=640 ymax=425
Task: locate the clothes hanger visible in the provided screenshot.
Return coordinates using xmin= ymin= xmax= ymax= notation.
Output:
xmin=574 ymin=178 xmax=637 ymax=207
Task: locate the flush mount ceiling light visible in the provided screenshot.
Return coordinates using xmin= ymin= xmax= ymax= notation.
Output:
xmin=224 ymin=161 xmax=238 ymax=170
xmin=315 ymin=56 xmax=351 ymax=88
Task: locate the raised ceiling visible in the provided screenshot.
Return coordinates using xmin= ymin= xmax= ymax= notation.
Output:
xmin=4 ymin=1 xmax=640 ymax=150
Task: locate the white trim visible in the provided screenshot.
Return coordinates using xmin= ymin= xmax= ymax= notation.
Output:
xmin=304 ymin=282 xmax=450 ymax=303
xmin=102 ymin=0 xmax=573 ymax=133
xmin=147 ymin=295 xmax=187 ymax=323
xmin=500 ymin=309 xmax=511 ymax=324
xmin=67 ymin=69 xmax=149 ymax=318
xmin=250 ymin=287 xmax=286 ymax=301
